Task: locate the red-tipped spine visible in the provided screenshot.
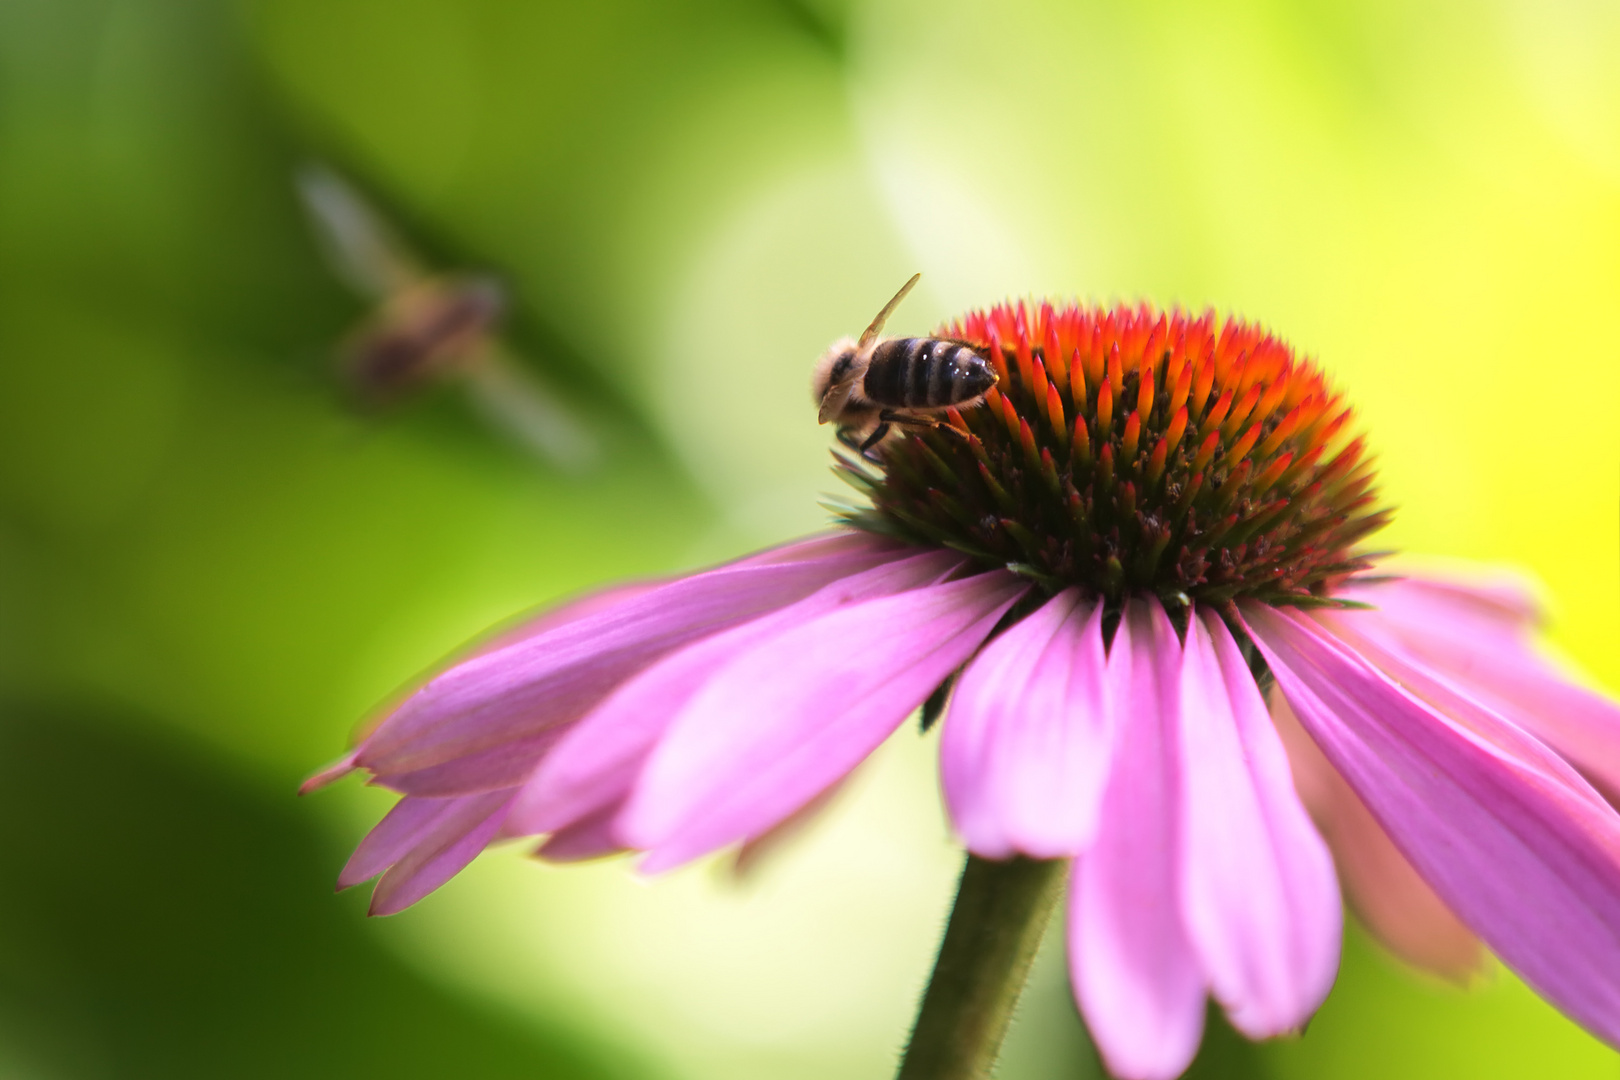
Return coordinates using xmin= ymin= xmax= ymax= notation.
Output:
xmin=1019 ymin=416 xmax=1040 ymax=471
xmin=1043 ymin=316 xmax=1067 ymax=388
xmin=1221 ymin=383 xmax=1263 ymax=440
xmin=1199 ymin=388 xmax=1234 ymax=440
xmin=1097 ymin=442 xmax=1115 ymax=490
xmin=1045 ymin=381 xmax=1067 ymax=445
xmin=1085 ymin=322 xmax=1106 ymax=388
xmin=1256 ymin=402 xmax=1306 ymax=459
xmin=1146 ymin=438 xmax=1169 ymax=487
xmin=1072 ymin=415 xmax=1092 ymax=466
xmin=1165 ymin=406 xmax=1189 ymax=458
xmin=1252 ymin=451 xmax=1294 ymax=495
xmin=1191 ymin=429 xmax=1220 ymax=474
xmin=986 ymin=326 xmax=1010 ymax=383
xmin=1227 ymin=421 xmax=1263 ymax=468
xmin=1122 ymin=411 xmax=1141 ymax=462
xmin=1014 ymin=326 xmax=1035 ymax=391
xmin=1190 ymin=357 xmax=1216 ymax=419
xmin=1169 ymin=361 xmax=1192 ymax=419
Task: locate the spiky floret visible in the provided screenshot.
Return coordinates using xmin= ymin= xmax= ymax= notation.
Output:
xmin=835 ymin=301 xmax=1390 ymax=611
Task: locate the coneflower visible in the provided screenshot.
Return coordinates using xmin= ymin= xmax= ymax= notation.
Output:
xmin=309 ymin=300 xmax=1620 ymax=1079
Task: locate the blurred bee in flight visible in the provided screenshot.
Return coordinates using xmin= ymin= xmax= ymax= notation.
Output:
xmin=812 ymin=273 xmax=998 ymax=456
xmin=297 ymin=165 xmax=596 ymax=471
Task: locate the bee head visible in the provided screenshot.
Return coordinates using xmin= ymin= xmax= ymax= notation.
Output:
xmin=812 ymin=337 xmax=862 ymax=423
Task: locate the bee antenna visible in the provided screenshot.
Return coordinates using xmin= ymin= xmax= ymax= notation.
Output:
xmin=857 ymin=272 xmax=922 ymax=349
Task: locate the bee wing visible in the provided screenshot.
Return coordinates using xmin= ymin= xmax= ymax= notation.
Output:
xmin=856 ymin=272 xmax=922 ymax=349
xmin=817 ymin=373 xmax=862 ymax=423
xmin=297 ymin=164 xmax=426 ymax=300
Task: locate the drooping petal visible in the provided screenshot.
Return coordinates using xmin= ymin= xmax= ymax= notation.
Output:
xmin=507 ymin=549 xmax=960 ymax=837
xmin=367 ymin=790 xmax=516 ymax=916
xmin=1340 ymin=568 xmax=1540 ymax=641
xmin=383 ymin=731 xmax=569 ymax=797
xmin=534 ymin=804 xmax=625 ymax=863
xmin=942 ymin=590 xmax=1113 ymax=858
xmin=358 ymin=533 xmax=902 ymax=779
xmin=1269 ymin=690 xmax=1483 ymax=980
xmin=1316 ymin=610 xmax=1608 ymax=804
xmin=619 ymin=571 xmax=1028 ymax=872
xmin=340 ymin=795 xmax=457 ymax=889
xmin=1177 ymin=610 xmax=1340 ymax=1037
xmin=1246 ymin=603 xmax=1620 ymax=1047
xmin=1338 ymin=579 xmax=1620 ymax=799
xmin=1071 ymin=599 xmax=1206 ymax=1080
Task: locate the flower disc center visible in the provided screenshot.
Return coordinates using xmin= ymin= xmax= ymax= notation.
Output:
xmin=837 ymin=301 xmax=1389 ymax=610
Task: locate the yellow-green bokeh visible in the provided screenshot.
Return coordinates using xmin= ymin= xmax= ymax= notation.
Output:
xmin=3 ymin=0 xmax=1618 ymax=1076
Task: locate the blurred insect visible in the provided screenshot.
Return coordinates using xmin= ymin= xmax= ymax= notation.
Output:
xmin=297 ymin=165 xmax=596 ymax=471
xmin=812 ymin=273 xmax=998 ymax=455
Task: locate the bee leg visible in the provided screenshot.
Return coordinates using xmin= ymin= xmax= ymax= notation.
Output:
xmin=859 ymin=422 xmax=892 ymax=457
xmin=878 ymin=410 xmax=938 ymax=430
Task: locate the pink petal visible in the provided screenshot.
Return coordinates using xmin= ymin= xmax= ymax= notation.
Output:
xmin=1245 ymin=603 xmax=1620 ymax=1047
xmin=942 ymin=590 xmax=1113 ymax=858
xmin=367 ymin=789 xmax=516 ymax=915
xmin=619 ymin=571 xmax=1029 ymax=872
xmin=1342 ymin=568 xmax=1541 ymax=637
xmin=1272 ymin=691 xmax=1484 ymax=979
xmin=300 ymin=752 xmax=358 ymax=795
xmin=507 ymin=549 xmax=961 ymax=837
xmin=1340 ymin=578 xmax=1620 ymax=800
xmin=1315 ymin=609 xmax=1607 ymax=804
xmin=1070 ymin=600 xmax=1206 ymax=1080
xmin=348 ymin=579 xmax=668 ymax=749
xmin=1177 ymin=610 xmax=1341 ymax=1037
xmin=382 ymin=731 xmax=569 ymax=797
xmin=340 ymin=795 xmax=455 ymax=889
xmin=534 ymin=804 xmax=625 ymax=863
xmin=358 ymin=533 xmax=901 ymax=779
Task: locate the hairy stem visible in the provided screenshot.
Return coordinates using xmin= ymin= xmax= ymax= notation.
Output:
xmin=896 ymin=854 xmax=1069 ymax=1080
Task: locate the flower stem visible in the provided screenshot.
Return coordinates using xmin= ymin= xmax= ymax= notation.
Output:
xmin=897 ymin=854 xmax=1069 ymax=1080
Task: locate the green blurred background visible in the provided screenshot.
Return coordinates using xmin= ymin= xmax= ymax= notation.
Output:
xmin=3 ymin=0 xmax=1619 ymax=1076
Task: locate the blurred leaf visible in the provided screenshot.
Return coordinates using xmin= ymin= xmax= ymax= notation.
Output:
xmin=0 ymin=699 xmax=656 ymax=1079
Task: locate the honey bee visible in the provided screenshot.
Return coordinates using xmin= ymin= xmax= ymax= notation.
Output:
xmin=812 ymin=273 xmax=998 ymax=455
xmin=297 ymin=165 xmax=596 ymax=470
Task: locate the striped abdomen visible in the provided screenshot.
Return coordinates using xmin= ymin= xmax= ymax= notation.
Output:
xmin=863 ymin=338 xmax=997 ymax=410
